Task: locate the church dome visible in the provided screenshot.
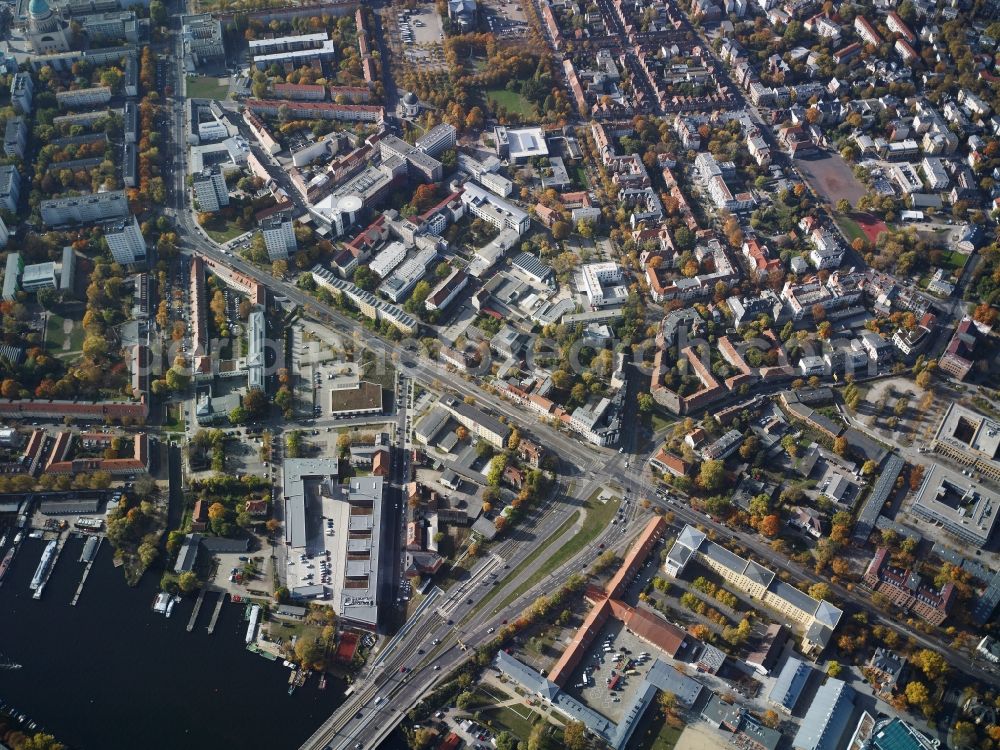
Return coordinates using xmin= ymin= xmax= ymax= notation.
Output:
xmin=29 ymin=0 xmax=50 ymax=16
xmin=402 ymin=92 xmax=418 ymax=106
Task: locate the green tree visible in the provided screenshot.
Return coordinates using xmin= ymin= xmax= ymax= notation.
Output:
xmin=149 ymin=0 xmax=167 ymax=24
xmin=698 ymin=459 xmax=725 ymax=491
xmin=178 ymin=571 xmax=200 ymax=593
xmin=353 ymin=266 xmax=376 ymax=291
xmin=455 ymin=690 xmax=476 ymax=709
xmin=21 ymin=734 xmax=66 ymax=750
xmin=827 ymin=661 xmax=843 ymax=678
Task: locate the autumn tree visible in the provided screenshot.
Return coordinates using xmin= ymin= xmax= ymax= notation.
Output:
xmin=808 ymin=582 xmax=831 ymax=600
xmin=760 ymin=514 xmax=781 ymax=537
xmin=912 ymin=649 xmax=949 ymax=680
xmin=761 ymin=710 xmax=780 ymax=729
xmin=562 ymin=721 xmax=587 ymax=750
xmin=833 ymin=436 xmax=849 ymax=457
xmin=905 ymin=680 xmax=929 ymax=707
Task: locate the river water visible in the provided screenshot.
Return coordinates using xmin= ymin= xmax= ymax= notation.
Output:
xmin=0 ymin=536 xmax=346 ymax=749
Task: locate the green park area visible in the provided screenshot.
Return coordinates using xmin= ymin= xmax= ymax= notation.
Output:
xmin=486 ymin=88 xmax=536 ymax=118
xmin=186 ymin=76 xmax=229 ymax=100
xmin=544 ymin=490 xmax=621 ymax=571
xmin=201 ymin=215 xmax=245 ymax=244
xmin=45 ymin=312 xmax=84 ymax=359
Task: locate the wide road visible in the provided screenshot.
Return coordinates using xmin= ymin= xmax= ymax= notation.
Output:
xmin=302 ymin=488 xmax=652 ymax=750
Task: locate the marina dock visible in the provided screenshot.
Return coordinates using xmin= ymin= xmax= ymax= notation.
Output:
xmin=187 ymin=586 xmax=208 ymax=632
xmin=70 ymin=537 xmax=102 ymax=606
xmin=207 ymin=590 xmax=226 ymax=634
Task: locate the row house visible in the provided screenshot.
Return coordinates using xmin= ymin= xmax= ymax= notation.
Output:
xmin=886 ymin=11 xmax=916 ymax=44
xmin=855 ymin=16 xmax=882 ymax=46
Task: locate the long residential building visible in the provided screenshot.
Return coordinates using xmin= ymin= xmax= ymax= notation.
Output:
xmin=311 ymin=265 xmax=417 ymax=336
xmin=55 ymin=86 xmax=112 ymax=109
xmin=665 ymin=525 xmax=842 ymax=653
xmin=40 ymin=189 xmax=128 ymax=226
xmin=439 ymin=393 xmax=511 ymax=448
xmin=245 ymin=99 xmax=384 ymax=124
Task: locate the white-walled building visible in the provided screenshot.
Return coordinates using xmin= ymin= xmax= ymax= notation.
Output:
xmin=461 ymin=181 xmax=530 ymax=235
xmin=260 ymin=214 xmax=297 ymax=260
xmin=103 ymin=215 xmax=147 ymax=265
xmin=192 ymin=167 xmax=229 ymax=212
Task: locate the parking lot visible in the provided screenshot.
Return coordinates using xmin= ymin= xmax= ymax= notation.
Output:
xmin=211 ymin=550 xmax=267 ymax=595
xmin=481 ymin=0 xmax=529 ymax=36
xmin=564 ymin=619 xmax=660 ymax=724
xmin=391 ymin=6 xmax=448 ymax=71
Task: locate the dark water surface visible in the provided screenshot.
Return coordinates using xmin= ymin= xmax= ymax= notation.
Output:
xmin=0 ymin=536 xmax=346 ymax=749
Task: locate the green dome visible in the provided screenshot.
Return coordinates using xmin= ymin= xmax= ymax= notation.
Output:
xmin=29 ymin=0 xmax=50 ymax=16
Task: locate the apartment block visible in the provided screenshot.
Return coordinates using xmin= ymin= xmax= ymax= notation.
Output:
xmin=192 ymin=167 xmax=229 ymax=213
xmin=103 ymin=214 xmax=147 ymax=265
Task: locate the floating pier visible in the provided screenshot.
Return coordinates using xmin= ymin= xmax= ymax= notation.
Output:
xmin=70 ymin=537 xmax=102 ymax=606
xmin=187 ymin=586 xmax=208 ymax=632
xmin=207 ymin=590 xmax=226 ymax=634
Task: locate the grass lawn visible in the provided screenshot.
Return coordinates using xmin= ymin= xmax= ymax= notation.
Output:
xmin=202 ymin=216 xmax=246 ymax=244
xmin=163 ymin=403 xmax=185 ymax=432
xmin=476 ymin=703 xmax=542 ymax=741
xmin=186 ymin=75 xmax=229 ymax=100
xmin=835 ymin=215 xmax=866 ymax=244
xmin=540 ymin=490 xmax=622 ymax=573
xmin=938 ymin=249 xmax=968 ymax=272
xmin=630 ymin=711 xmax=684 ymax=750
xmin=45 ymin=312 xmax=84 ymax=358
xmin=485 ymin=88 xmax=536 ymax=118
xmin=651 ymin=411 xmax=674 ymax=433
xmin=573 ymin=165 xmax=589 ymax=190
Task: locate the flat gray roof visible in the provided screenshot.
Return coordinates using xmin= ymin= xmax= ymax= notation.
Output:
xmin=853 ymin=453 xmax=904 ymax=543
xmin=283 ymin=457 xmax=339 ymax=549
xmin=769 ymin=657 xmax=812 ymax=710
xmin=792 ymin=679 xmax=855 ymax=750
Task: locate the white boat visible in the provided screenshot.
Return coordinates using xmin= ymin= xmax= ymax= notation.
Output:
xmin=29 ymin=541 xmax=57 ymax=591
xmin=152 ymin=592 xmax=171 ymax=614
xmin=165 ymin=596 xmax=180 ymax=618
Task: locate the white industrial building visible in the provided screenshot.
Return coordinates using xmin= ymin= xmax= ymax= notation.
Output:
xmin=369 ymin=241 xmax=408 ymax=279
